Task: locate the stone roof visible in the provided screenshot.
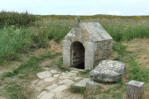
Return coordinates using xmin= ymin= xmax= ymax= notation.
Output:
xmin=65 ymin=22 xmax=112 ymax=42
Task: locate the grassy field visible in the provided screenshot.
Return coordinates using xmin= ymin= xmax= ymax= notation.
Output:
xmin=0 ymin=12 xmax=149 ymax=99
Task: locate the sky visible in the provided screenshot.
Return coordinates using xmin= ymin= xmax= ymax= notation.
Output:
xmin=0 ymin=0 xmax=149 ymax=16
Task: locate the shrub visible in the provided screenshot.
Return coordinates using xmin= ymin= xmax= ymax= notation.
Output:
xmin=0 ymin=11 xmax=38 ymax=28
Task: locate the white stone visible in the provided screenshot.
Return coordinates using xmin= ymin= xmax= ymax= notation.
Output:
xmin=53 ymin=85 xmax=68 ymax=93
xmin=45 ymin=84 xmax=58 ymax=91
xmin=59 ymin=79 xmax=74 ymax=86
xmin=37 ymin=71 xmax=51 ymax=79
xmin=90 ymin=60 xmax=126 ymax=83
xmin=73 ymin=78 xmax=90 ymax=88
xmin=44 ymin=77 xmax=55 ymax=83
xmin=53 ymin=74 xmax=60 ymax=78
xmin=86 ymin=80 xmax=102 ymax=90
xmin=50 ymin=70 xmax=58 ymax=74
xmin=74 ymin=77 xmax=82 ymax=81
xmin=38 ymin=91 xmax=55 ymax=99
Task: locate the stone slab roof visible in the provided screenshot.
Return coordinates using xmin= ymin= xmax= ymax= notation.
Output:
xmin=65 ymin=22 xmax=112 ymax=42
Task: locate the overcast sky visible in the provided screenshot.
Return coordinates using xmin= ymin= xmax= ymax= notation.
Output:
xmin=0 ymin=0 xmax=149 ymax=15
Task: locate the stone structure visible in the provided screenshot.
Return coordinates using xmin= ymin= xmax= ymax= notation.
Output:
xmin=90 ymin=60 xmax=126 ymax=83
xmin=63 ymin=22 xmax=112 ymax=70
xmin=127 ymin=80 xmax=144 ymax=99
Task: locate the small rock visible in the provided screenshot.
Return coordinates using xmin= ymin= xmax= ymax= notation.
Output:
xmin=73 ymin=78 xmax=90 ymax=88
xmin=59 ymin=79 xmax=74 ymax=86
xmin=53 ymin=85 xmax=68 ymax=93
xmin=37 ymin=71 xmax=51 ymax=79
xmin=50 ymin=70 xmax=58 ymax=74
xmin=38 ymin=91 xmax=55 ymax=99
xmin=53 ymin=74 xmax=60 ymax=78
xmin=45 ymin=84 xmax=57 ymax=91
xmin=86 ymin=80 xmax=102 ymax=90
xmin=74 ymin=77 xmax=82 ymax=81
xmin=44 ymin=77 xmax=55 ymax=82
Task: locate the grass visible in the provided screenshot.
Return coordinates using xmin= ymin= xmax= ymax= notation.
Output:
xmin=0 ymin=51 xmax=59 ymax=99
xmin=70 ymin=85 xmax=86 ymax=94
xmin=0 ymin=26 xmax=34 ymax=62
xmin=0 ymin=11 xmax=38 ymax=28
xmin=113 ymin=42 xmax=149 ymax=82
xmin=4 ymin=81 xmax=31 ymax=99
xmin=56 ymin=56 xmax=70 ymax=72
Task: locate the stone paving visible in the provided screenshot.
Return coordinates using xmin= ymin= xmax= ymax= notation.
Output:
xmin=32 ymin=69 xmax=84 ymax=99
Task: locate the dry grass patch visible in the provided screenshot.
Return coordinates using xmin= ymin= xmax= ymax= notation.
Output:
xmin=123 ymin=38 xmax=149 ymax=69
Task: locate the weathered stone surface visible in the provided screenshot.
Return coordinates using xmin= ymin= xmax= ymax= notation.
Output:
xmin=73 ymin=78 xmax=90 ymax=88
xmin=44 ymin=77 xmax=55 ymax=83
xmin=59 ymin=79 xmax=74 ymax=86
xmin=63 ymin=22 xmax=113 ymax=70
xmin=37 ymin=71 xmax=51 ymax=79
xmin=86 ymin=80 xmax=102 ymax=90
xmin=90 ymin=69 xmax=120 ymax=82
xmin=45 ymin=84 xmax=58 ymax=91
xmin=90 ymin=60 xmax=126 ymax=83
xmin=37 ymin=91 xmax=55 ymax=99
xmin=97 ymin=60 xmax=126 ymax=74
xmin=127 ymin=80 xmax=144 ymax=99
xmin=50 ymin=70 xmax=58 ymax=74
xmin=53 ymin=85 xmax=68 ymax=93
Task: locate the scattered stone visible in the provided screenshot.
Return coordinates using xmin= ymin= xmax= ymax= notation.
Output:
xmin=37 ymin=71 xmax=51 ymax=79
xmin=59 ymin=79 xmax=74 ymax=86
xmin=74 ymin=77 xmax=82 ymax=81
xmin=53 ymin=74 xmax=60 ymax=78
xmin=86 ymin=80 xmax=102 ymax=90
xmin=53 ymin=85 xmax=68 ymax=93
xmin=44 ymin=77 xmax=55 ymax=83
xmin=73 ymin=78 xmax=90 ymax=88
xmin=45 ymin=84 xmax=58 ymax=91
xmin=38 ymin=91 xmax=55 ymax=99
xmin=50 ymin=70 xmax=58 ymax=74
xmin=90 ymin=60 xmax=126 ymax=83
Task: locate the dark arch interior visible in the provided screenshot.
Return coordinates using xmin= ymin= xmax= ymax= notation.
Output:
xmin=71 ymin=41 xmax=85 ymax=69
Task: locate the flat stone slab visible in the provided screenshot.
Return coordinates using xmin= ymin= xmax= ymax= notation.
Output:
xmin=90 ymin=60 xmax=126 ymax=83
xmin=45 ymin=84 xmax=58 ymax=91
xmin=38 ymin=91 xmax=55 ymax=99
xmin=53 ymin=85 xmax=68 ymax=93
xmin=86 ymin=80 xmax=103 ymax=90
xmin=37 ymin=71 xmax=51 ymax=79
xmin=73 ymin=78 xmax=90 ymax=88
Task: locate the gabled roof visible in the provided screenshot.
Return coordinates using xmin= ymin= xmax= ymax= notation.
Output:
xmin=65 ymin=22 xmax=112 ymax=42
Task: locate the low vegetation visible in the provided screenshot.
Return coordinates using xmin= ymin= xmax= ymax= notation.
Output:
xmin=0 ymin=11 xmax=37 ymax=28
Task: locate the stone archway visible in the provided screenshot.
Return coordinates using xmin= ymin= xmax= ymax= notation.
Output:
xmin=71 ymin=41 xmax=85 ymax=69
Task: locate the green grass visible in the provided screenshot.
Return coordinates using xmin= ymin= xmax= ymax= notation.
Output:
xmin=113 ymin=42 xmax=149 ymax=82
xmin=4 ymin=81 xmax=30 ymax=99
xmin=2 ymin=56 xmax=42 ymax=80
xmin=0 ymin=11 xmax=38 ymax=28
xmin=70 ymin=85 xmax=86 ymax=94
xmin=0 ymin=26 xmax=34 ymax=62
xmin=56 ymin=56 xmax=70 ymax=72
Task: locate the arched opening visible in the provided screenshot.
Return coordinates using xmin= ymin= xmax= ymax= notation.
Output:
xmin=71 ymin=41 xmax=85 ymax=69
